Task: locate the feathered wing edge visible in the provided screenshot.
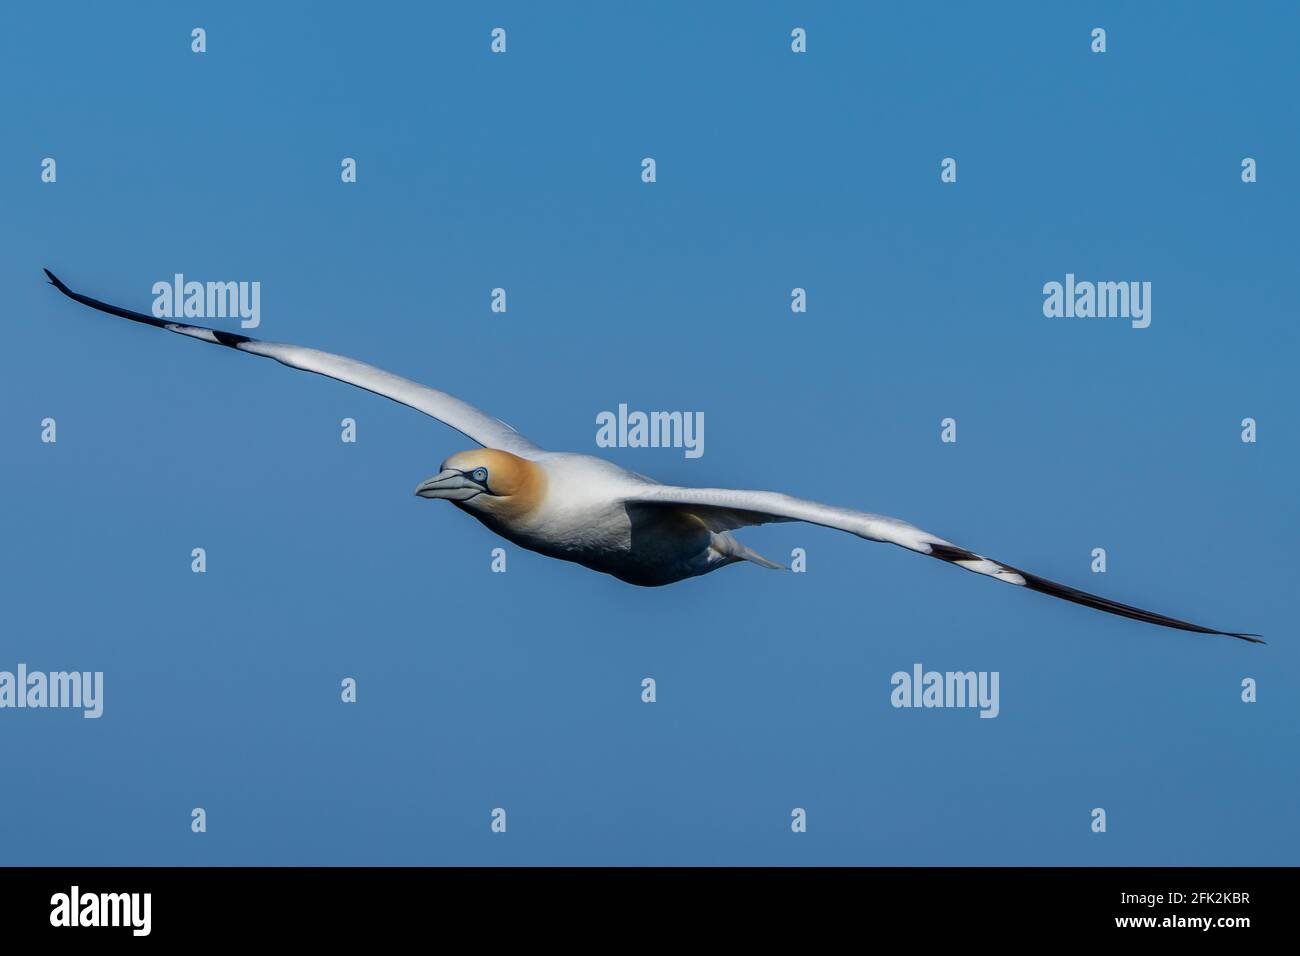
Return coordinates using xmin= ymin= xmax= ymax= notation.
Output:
xmin=43 ymin=269 xmax=542 ymax=457
xmin=625 ymin=486 xmax=1262 ymax=644
xmin=924 ymin=542 xmax=1262 ymax=644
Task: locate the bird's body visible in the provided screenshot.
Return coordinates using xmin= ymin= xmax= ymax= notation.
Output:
xmin=443 ymin=450 xmax=762 ymax=586
xmin=43 ymin=269 xmax=1262 ymax=643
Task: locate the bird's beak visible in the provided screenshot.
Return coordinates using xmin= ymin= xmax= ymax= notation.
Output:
xmin=414 ymin=470 xmax=484 ymax=501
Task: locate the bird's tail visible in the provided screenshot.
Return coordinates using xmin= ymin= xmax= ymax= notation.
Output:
xmin=710 ymin=533 xmax=786 ymax=571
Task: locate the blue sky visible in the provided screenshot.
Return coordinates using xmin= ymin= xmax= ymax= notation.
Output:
xmin=1 ymin=2 xmax=1296 ymax=865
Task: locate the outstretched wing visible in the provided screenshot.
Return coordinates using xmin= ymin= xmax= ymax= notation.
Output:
xmin=625 ymin=484 xmax=1262 ymax=644
xmin=44 ymin=270 xmax=544 ymax=458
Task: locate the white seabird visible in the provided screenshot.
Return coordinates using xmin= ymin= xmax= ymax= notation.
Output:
xmin=44 ymin=270 xmax=1261 ymax=643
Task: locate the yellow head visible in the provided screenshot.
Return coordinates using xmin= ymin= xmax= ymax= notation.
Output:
xmin=413 ymin=448 xmax=546 ymax=521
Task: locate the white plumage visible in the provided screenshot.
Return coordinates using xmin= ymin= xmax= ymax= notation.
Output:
xmin=45 ymin=270 xmax=1260 ymax=644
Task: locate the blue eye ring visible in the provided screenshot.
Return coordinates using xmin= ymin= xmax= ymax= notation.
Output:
xmin=471 ymin=467 xmax=489 ymax=484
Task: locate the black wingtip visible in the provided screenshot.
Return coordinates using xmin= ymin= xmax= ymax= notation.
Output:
xmin=44 ymin=268 xmax=70 ymax=293
xmin=926 ymin=543 xmax=1264 ymax=645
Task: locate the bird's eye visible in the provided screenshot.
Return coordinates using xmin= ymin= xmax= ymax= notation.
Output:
xmin=471 ymin=468 xmax=489 ymax=484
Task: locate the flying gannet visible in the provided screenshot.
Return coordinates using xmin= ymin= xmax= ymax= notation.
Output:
xmin=44 ymin=270 xmax=1261 ymax=644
